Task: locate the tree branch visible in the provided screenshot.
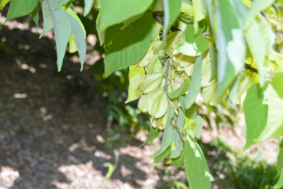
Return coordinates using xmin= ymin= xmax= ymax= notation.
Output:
xmin=152 ymin=12 xmax=259 ymax=74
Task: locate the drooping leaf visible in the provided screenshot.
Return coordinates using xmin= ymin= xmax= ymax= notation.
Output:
xmin=5 ymin=0 xmax=38 ymax=22
xmin=168 ymin=77 xmax=190 ymax=99
xmin=99 ymin=0 xmax=154 ymax=30
xmin=140 ymin=126 xmax=161 ymax=147
xmin=162 ymin=0 xmax=182 ymax=40
xmin=40 ymin=0 xmax=54 ymax=38
xmin=243 ymin=84 xmax=267 ymax=149
xmin=257 ymin=75 xmax=283 ymax=142
xmin=126 ymin=65 xmax=145 ymax=103
xmin=171 ymin=151 xmax=184 ymax=168
xmin=186 ymin=55 xmax=202 ymax=109
xmin=0 ymin=0 xmax=9 ymax=10
xmin=171 ymin=109 xmax=184 ymax=158
xmin=66 ymin=8 xmax=87 ymax=71
xmin=191 ymin=116 xmax=203 ymax=136
xmin=214 ymin=0 xmax=246 ymax=97
xmin=31 ymin=3 xmax=39 ymax=26
xmin=150 ymin=104 xmax=175 ymax=158
xmin=245 ymin=21 xmax=266 ymax=86
xmin=244 ymin=0 xmax=275 ymax=29
xmin=48 ymin=1 xmax=72 ymax=71
xmin=184 ymin=134 xmax=212 ymax=189
xmin=84 ymin=0 xmax=94 ymax=16
xmin=154 ymin=145 xmax=171 ymax=163
xmin=96 ymin=11 xmax=105 ymax=46
xmin=104 ymin=14 xmax=153 ymax=77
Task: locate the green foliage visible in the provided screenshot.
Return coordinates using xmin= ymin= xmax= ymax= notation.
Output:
xmin=3 ymin=0 xmax=283 ymax=188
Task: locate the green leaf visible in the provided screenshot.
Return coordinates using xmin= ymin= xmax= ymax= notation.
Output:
xmin=0 ymin=0 xmax=9 ymax=10
xmin=168 ymin=77 xmax=190 ymax=99
xmin=154 ymin=145 xmax=171 ymax=163
xmin=140 ymin=126 xmax=161 ymax=147
xmin=184 ymin=134 xmax=212 ymax=189
xmin=126 ymin=65 xmax=145 ymax=103
xmin=244 ymin=0 xmax=275 ymax=29
xmin=96 ymin=11 xmax=105 ymax=46
xmin=162 ymin=0 xmax=182 ymax=40
xmin=84 ymin=0 xmax=94 ymax=16
xmin=150 ymin=104 xmax=175 ymax=158
xmin=31 ymin=3 xmax=39 ymax=26
xmin=55 ymin=0 xmax=70 ymax=9
xmin=243 ymin=84 xmax=267 ymax=149
xmin=274 ymin=169 xmax=283 ymax=189
xmin=245 ymin=21 xmax=266 ymax=86
xmin=66 ymin=8 xmax=87 ymax=71
xmin=171 ymin=109 xmax=184 ymax=158
xmin=99 ymin=0 xmax=154 ymax=30
xmin=191 ymin=116 xmax=203 ymax=136
xmin=5 ymin=0 xmax=38 ymax=22
xmin=277 ymin=141 xmax=283 ymax=177
xmin=192 ymin=0 xmax=205 ymax=23
xmin=40 ymin=0 xmax=54 ymax=38
xmin=209 ymin=45 xmax=217 ymax=80
xmin=172 ymin=151 xmax=184 ymax=168
xmin=104 ymin=14 xmax=153 ymax=77
xmin=257 ymin=75 xmax=283 ymax=142
xmin=48 ymin=1 xmax=72 ymax=71
xmin=186 ymin=55 xmax=202 ymax=109
xmin=214 ymin=0 xmax=245 ymax=97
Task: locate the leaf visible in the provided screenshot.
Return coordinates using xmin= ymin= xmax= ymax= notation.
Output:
xmin=274 ymin=169 xmax=283 ymax=189
xmin=48 ymin=1 xmax=72 ymax=71
xmin=209 ymin=45 xmax=217 ymax=80
xmin=99 ymin=0 xmax=154 ymax=30
xmin=244 ymin=0 xmax=275 ymax=29
xmin=31 ymin=3 xmax=39 ymax=26
xmin=55 ymin=0 xmax=69 ymax=9
xmin=162 ymin=0 xmax=182 ymax=40
xmin=191 ymin=116 xmax=203 ymax=136
xmin=186 ymin=55 xmax=202 ymax=109
xmin=277 ymin=141 xmax=283 ymax=177
xmin=245 ymin=21 xmax=265 ymax=86
xmin=184 ymin=134 xmax=212 ymax=189
xmin=154 ymin=145 xmax=171 ymax=163
xmin=96 ymin=11 xmax=105 ymax=46
xmin=172 ymin=151 xmax=184 ymax=168
xmin=171 ymin=110 xmax=184 ymax=158
xmin=66 ymin=8 xmax=87 ymax=71
xmin=104 ymin=14 xmax=153 ymax=77
xmin=150 ymin=104 xmax=175 ymax=158
xmin=192 ymin=0 xmax=205 ymax=23
xmin=140 ymin=126 xmax=161 ymax=147
xmin=257 ymin=75 xmax=283 ymax=142
xmin=243 ymin=84 xmax=267 ymax=149
xmin=214 ymin=0 xmax=246 ymax=97
xmin=84 ymin=0 xmax=94 ymax=16
xmin=0 ymin=0 xmax=9 ymax=10
xmin=168 ymin=77 xmax=190 ymax=99
xmin=126 ymin=65 xmax=145 ymax=103
xmin=5 ymin=0 xmax=38 ymax=22
xmin=40 ymin=0 xmax=54 ymax=38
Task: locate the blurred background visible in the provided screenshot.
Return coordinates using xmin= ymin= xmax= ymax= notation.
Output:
xmin=0 ymin=1 xmax=281 ymax=189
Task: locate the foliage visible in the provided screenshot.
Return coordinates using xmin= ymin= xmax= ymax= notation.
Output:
xmin=1 ymin=0 xmax=283 ymax=188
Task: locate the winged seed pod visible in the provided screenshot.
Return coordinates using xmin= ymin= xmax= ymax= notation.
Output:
xmin=151 ymin=92 xmax=168 ymax=118
xmin=142 ymin=73 xmax=163 ymax=94
xmin=145 ymin=55 xmax=162 ymax=74
xmin=138 ymin=87 xmax=163 ymax=113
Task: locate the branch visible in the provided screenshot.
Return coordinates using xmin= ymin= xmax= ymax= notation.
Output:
xmin=164 ymin=57 xmax=184 ymax=141
xmin=152 ymin=12 xmax=259 ymax=74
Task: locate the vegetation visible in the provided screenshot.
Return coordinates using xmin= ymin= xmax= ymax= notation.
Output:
xmin=1 ymin=0 xmax=283 ymax=188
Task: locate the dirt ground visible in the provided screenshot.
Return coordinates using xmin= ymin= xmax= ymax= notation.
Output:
xmin=0 ymin=15 xmax=192 ymax=189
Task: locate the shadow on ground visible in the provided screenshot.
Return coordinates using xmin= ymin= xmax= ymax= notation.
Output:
xmin=0 ymin=24 xmax=179 ymax=189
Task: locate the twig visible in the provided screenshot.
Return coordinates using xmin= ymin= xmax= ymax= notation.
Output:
xmin=152 ymin=12 xmax=259 ymax=74
xmin=164 ymin=57 xmax=185 ymax=141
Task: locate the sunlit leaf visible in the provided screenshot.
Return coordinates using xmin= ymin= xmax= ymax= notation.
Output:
xmin=5 ymin=0 xmax=38 ymax=22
